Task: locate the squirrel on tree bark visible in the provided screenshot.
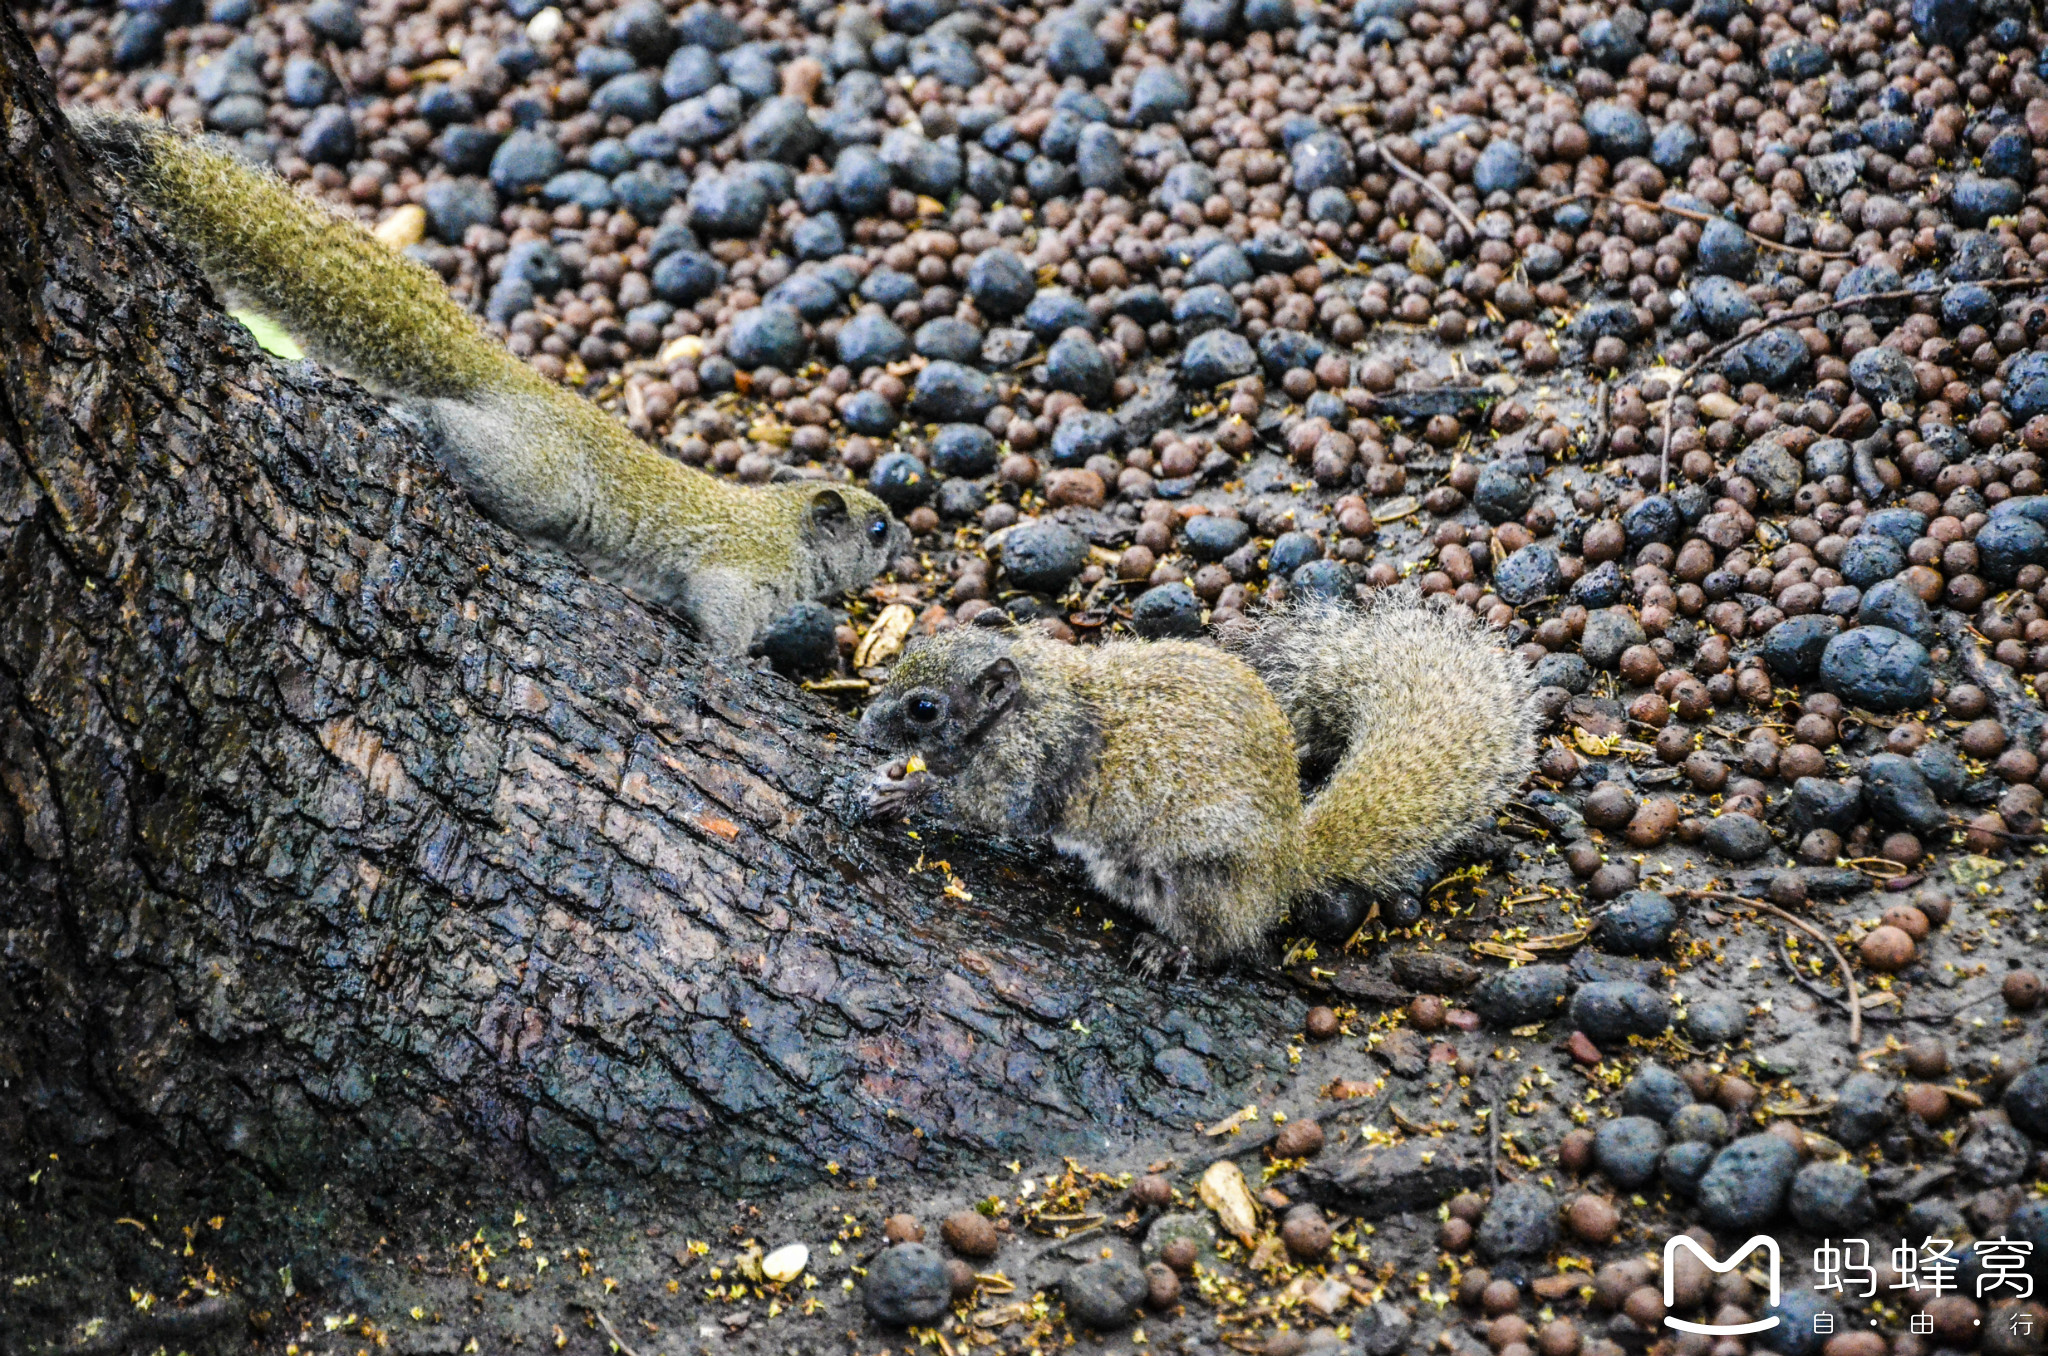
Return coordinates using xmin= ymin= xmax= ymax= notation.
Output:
xmin=68 ymin=113 xmax=905 ymax=656
xmin=859 ymin=592 xmax=1537 ymax=973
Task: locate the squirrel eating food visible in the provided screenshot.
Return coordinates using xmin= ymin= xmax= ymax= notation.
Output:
xmin=859 ymin=592 xmax=1537 ymax=972
xmin=69 ymin=113 xmax=904 ymax=656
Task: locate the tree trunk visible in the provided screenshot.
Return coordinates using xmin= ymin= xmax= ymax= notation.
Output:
xmin=0 ymin=7 xmax=1306 ymax=1216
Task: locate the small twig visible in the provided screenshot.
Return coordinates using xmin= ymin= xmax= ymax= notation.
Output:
xmin=1549 ymin=260 xmax=1590 ymax=290
xmin=1678 ymin=889 xmax=1861 ymax=1047
xmin=1543 ymin=189 xmax=1851 ymax=259
xmin=569 ymin=1305 xmax=644 ymax=1356
xmin=1030 ymin=1221 xmax=1105 ymax=1262
xmin=325 ymin=41 xmax=357 ymax=99
xmin=1487 ymin=1088 xmax=1509 ymax=1183
xmin=1589 ymin=377 xmax=1612 ymax=460
xmin=1851 ymin=426 xmax=1897 ymax=505
xmin=1655 ymin=276 xmax=2048 ymax=489
xmin=1940 ymin=611 xmax=2048 ymax=748
xmin=1362 ymin=137 xmax=1478 ymax=238
xmin=1944 ymin=987 xmax=2008 ymax=1020
xmin=1774 ymin=931 xmax=1900 ymax=1025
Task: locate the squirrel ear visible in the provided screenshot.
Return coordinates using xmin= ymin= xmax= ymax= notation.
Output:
xmin=974 ymin=656 xmax=1021 ymax=713
xmin=809 ymin=488 xmax=849 ymax=528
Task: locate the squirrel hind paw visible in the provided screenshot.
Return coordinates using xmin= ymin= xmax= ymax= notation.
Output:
xmin=1295 ymin=882 xmax=1376 ymax=943
xmin=1127 ymin=933 xmax=1196 ymax=981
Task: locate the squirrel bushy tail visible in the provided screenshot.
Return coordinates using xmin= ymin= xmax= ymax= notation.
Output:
xmin=68 ymin=113 xmax=905 ymax=655
xmin=1228 ymin=590 xmax=1537 ymax=901
xmin=72 ymin=111 xmax=509 ymax=400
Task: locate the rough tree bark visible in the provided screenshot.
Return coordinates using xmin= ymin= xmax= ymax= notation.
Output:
xmin=0 ymin=8 xmax=1306 ymax=1222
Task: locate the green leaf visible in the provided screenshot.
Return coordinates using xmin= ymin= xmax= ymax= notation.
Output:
xmin=229 ymin=309 xmax=305 ymax=361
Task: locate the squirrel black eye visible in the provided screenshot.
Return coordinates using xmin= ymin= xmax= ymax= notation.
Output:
xmin=868 ymin=518 xmax=889 ymax=544
xmin=908 ymin=695 xmax=941 ymax=724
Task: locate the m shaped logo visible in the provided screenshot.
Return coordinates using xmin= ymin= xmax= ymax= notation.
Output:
xmin=1663 ymin=1235 xmax=1782 ymax=1336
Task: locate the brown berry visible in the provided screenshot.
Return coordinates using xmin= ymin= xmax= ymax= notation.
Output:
xmin=1882 ymin=905 xmax=1931 ymax=941
xmin=1304 ymin=1005 xmax=1340 ymax=1040
xmin=1482 ymin=1277 xmax=1522 ymax=1315
xmin=1280 ymin=1207 xmax=1333 ymax=1260
xmin=1717 ymin=1076 xmax=1759 ymax=1116
xmin=1623 ymin=796 xmax=1680 ymax=847
xmin=1961 ymin=719 xmax=2009 ymax=758
xmin=1623 ymin=1285 xmax=1668 ymax=1329
xmin=1946 ymin=684 xmax=1991 ymax=718
xmin=1879 ymin=832 xmax=1923 ymax=866
xmin=940 ymin=1210 xmax=999 ymax=1259
xmin=2004 ymin=969 xmax=2044 ymax=1011
xmin=1778 ymin=743 xmax=1828 ymax=779
xmin=1679 ymin=1062 xmax=1718 ymax=1100
xmin=1556 ymin=1122 xmax=1605 ymax=1179
xmin=1619 ymin=644 xmax=1664 ymax=686
xmin=1559 ymin=1128 xmax=1596 ymax=1174
xmin=1923 ymin=1296 xmax=1983 ymax=1345
xmin=1537 ymin=1317 xmax=1581 ymax=1356
xmin=1160 ymin=1238 xmax=1199 ymax=1274
xmin=1912 ymin=890 xmax=1953 ymax=926
xmin=1410 ymin=994 xmax=1448 ymax=1031
xmin=1272 ymin=1119 xmax=1326 ymax=1160
xmin=1902 ymin=1038 xmax=1949 ymax=1079
xmin=1859 ymin=925 xmax=1917 ymax=973
xmin=1488 ymin=1314 xmax=1532 ymax=1351
xmin=1130 ymin=1174 xmax=1173 ymax=1209
xmin=1767 ymin=872 xmax=1808 ymax=908
xmin=1145 ymin=1260 xmax=1181 ymax=1309
xmin=1904 ymin=1083 xmax=1951 ymax=1122
xmin=1587 ymin=861 xmax=1640 ymax=900
xmin=1593 ymin=1260 xmax=1650 ymax=1310
xmin=1565 ymin=1194 xmax=1619 ymax=1245
xmin=1447 ymin=1191 xmax=1487 ymax=1222
xmin=884 ymin=1214 xmax=925 ymax=1243
xmin=1582 ymin=781 xmax=1638 ymax=829
xmin=1627 ymin=691 xmax=1672 ymax=728
xmin=1798 ymin=827 xmax=1842 ymax=863
xmin=1765 ymin=1121 xmax=1809 ymax=1157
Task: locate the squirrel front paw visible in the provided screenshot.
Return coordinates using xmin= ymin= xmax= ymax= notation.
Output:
xmin=864 ymin=758 xmax=939 ymax=819
xmin=1128 ymin=933 xmax=1196 ymax=981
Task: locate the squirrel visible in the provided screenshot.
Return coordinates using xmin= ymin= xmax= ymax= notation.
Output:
xmin=67 ymin=113 xmax=905 ymax=656
xmin=858 ymin=591 xmax=1537 ymax=972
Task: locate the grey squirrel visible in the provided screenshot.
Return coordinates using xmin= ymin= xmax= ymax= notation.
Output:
xmin=68 ymin=113 xmax=905 ymax=655
xmin=859 ymin=592 xmax=1538 ymax=971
